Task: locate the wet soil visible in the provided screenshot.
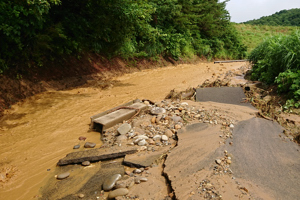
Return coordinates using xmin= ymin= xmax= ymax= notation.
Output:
xmin=0 ymin=61 xmax=243 ymax=199
xmin=1 ymin=60 xmax=299 ymax=200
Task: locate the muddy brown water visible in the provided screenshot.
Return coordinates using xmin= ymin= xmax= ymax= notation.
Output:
xmin=0 ymin=62 xmax=245 ymax=199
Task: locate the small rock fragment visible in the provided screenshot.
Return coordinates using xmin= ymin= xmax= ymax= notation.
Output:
xmin=103 ymin=174 xmax=122 ymax=191
xmin=108 ymin=188 xmax=129 ymax=198
xmin=82 ymin=161 xmax=90 ymax=166
xmin=118 ymin=123 xmax=132 ymax=135
xmin=165 ymin=129 xmax=173 ymax=138
xmin=73 ymin=144 xmax=80 ymax=149
xmin=161 ymin=135 xmax=168 ymax=141
xmin=78 ymin=193 xmax=85 ymax=198
xmin=57 ymin=172 xmax=70 ymax=180
xmin=153 ymin=135 xmax=162 ymax=141
xmin=151 ymin=117 xmax=156 ymax=124
xmin=84 ymin=142 xmax=96 ymax=148
xmin=150 ymin=107 xmax=166 ymax=115
xmin=215 ymin=159 xmax=222 ymax=165
xmin=78 ymin=136 xmax=86 ymax=141
xmin=227 ymin=160 xmax=232 ymax=164
xmin=175 ymin=124 xmax=182 ymax=130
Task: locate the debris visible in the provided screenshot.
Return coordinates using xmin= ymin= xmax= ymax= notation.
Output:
xmin=57 ymin=149 xmax=137 ymax=166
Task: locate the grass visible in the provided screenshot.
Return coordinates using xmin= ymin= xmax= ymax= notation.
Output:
xmin=234 ymin=24 xmax=298 ymax=53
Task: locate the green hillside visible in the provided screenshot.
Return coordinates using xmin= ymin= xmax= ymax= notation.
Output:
xmin=235 ymin=24 xmax=297 ymax=53
xmin=243 ymin=8 xmax=300 ymax=26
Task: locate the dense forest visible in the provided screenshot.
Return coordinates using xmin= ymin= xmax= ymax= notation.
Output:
xmin=243 ymin=8 xmax=300 ymax=26
xmin=0 ymin=0 xmax=247 ymax=74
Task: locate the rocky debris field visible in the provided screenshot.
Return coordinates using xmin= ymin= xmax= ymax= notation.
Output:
xmin=40 ymin=95 xmax=259 ymax=200
xmin=38 ymin=65 xmax=300 ymax=200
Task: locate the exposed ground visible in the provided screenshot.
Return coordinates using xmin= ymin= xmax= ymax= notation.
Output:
xmin=0 ymin=60 xmax=299 ymax=200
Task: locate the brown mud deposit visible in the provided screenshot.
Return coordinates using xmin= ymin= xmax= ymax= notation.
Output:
xmin=0 ymin=60 xmax=299 ymax=200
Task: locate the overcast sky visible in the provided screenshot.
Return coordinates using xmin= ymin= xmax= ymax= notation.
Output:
xmin=225 ymin=0 xmax=300 ymax=23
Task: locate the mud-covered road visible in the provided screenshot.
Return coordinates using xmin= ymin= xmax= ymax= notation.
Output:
xmin=0 ymin=61 xmax=299 ymax=200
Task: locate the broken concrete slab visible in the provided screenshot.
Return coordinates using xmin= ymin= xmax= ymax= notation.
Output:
xmin=123 ymin=149 xmax=169 ymax=168
xmin=57 ymin=148 xmax=137 ymax=166
xmin=196 ymin=87 xmax=253 ymax=108
xmin=164 ymin=123 xmax=222 ymax=199
xmin=90 ymin=100 xmax=147 ymax=133
xmin=225 ymin=117 xmax=300 ymax=200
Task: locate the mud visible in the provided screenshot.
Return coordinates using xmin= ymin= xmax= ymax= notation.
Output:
xmin=1 ymin=60 xmax=299 ymax=200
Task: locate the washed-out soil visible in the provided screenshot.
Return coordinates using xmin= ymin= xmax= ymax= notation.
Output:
xmin=0 ymin=54 xmax=202 ymax=115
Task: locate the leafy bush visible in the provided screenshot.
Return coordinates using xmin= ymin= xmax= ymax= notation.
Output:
xmin=249 ymin=30 xmax=300 ymax=108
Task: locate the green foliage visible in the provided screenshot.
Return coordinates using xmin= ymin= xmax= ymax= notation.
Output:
xmin=243 ymin=8 xmax=300 ymax=26
xmin=235 ymin=24 xmax=297 ymax=53
xmin=249 ymin=30 xmax=300 ymax=108
xmin=0 ymin=0 xmax=247 ymax=73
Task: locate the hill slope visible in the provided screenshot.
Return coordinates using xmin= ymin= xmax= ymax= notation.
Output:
xmin=243 ymin=8 xmax=300 ymax=26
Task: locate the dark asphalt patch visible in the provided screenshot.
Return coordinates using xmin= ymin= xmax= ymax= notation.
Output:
xmin=226 ymin=117 xmax=300 ymax=199
xmin=196 ymin=87 xmax=254 ymax=108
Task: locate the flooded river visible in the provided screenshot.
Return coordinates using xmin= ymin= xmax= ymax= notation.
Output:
xmin=0 ymin=62 xmax=245 ymax=199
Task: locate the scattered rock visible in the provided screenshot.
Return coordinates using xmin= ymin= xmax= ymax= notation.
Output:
xmin=227 ymin=160 xmax=232 ymax=164
xmin=82 ymin=161 xmax=90 ymax=166
xmin=78 ymin=193 xmax=85 ymax=198
xmin=229 ymin=124 xmax=234 ymax=128
xmin=171 ymin=116 xmax=183 ymax=123
xmin=151 ymin=117 xmax=156 ymax=124
xmin=78 ymin=136 xmax=86 ymax=141
xmin=57 ymin=172 xmax=70 ymax=180
xmin=175 ymin=124 xmax=182 ymax=130
xmin=153 ymin=135 xmax=162 ymax=141
xmin=118 ymin=123 xmax=132 ymax=135
xmin=165 ymin=129 xmax=173 ymax=138
xmin=215 ymin=159 xmax=222 ymax=165
xmin=73 ymin=144 xmax=80 ymax=149
xmin=84 ymin=142 xmax=96 ymax=148
xmin=143 ymin=101 xmax=150 ymax=105
xmin=103 ymin=174 xmax=122 ymax=191
xmin=138 ymin=139 xmax=147 ymax=146
xmin=134 ymin=169 xmax=142 ymax=174
xmin=108 ymin=188 xmax=129 ymax=198
xmin=150 ymin=107 xmax=166 ymax=115
xmin=116 ymin=135 xmax=127 ymax=143
xmin=161 ymin=135 xmax=168 ymax=141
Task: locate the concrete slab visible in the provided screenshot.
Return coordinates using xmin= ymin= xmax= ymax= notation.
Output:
xmin=57 ymin=148 xmax=137 ymax=166
xmin=91 ymin=102 xmax=147 ymax=133
xmin=196 ymin=87 xmax=253 ymax=107
xmin=225 ymin=118 xmax=300 ymax=200
xmin=123 ymin=149 xmax=169 ymax=168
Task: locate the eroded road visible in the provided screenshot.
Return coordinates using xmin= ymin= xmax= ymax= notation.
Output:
xmin=0 ymin=61 xmax=299 ymax=200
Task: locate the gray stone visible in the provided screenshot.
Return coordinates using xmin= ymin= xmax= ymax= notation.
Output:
xmin=116 ymin=135 xmax=127 ymax=143
xmin=82 ymin=161 xmax=90 ymax=166
xmin=73 ymin=144 xmax=80 ymax=149
xmin=150 ymin=107 xmax=166 ymax=115
xmin=153 ymin=135 xmax=162 ymax=141
xmin=118 ymin=123 xmax=132 ymax=135
xmin=57 ymin=172 xmax=70 ymax=180
xmin=134 ymin=169 xmax=142 ymax=174
xmin=171 ymin=116 xmax=183 ymax=123
xmin=108 ymin=188 xmax=129 ymax=198
xmin=103 ymin=174 xmax=122 ymax=191
xmin=138 ymin=139 xmax=147 ymax=146
xmin=161 ymin=135 xmax=168 ymax=141
xmin=84 ymin=142 xmax=96 ymax=148
xmin=134 ymin=176 xmax=148 ymax=184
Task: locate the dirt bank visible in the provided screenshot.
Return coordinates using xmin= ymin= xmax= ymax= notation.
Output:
xmin=0 ymin=54 xmax=200 ymax=115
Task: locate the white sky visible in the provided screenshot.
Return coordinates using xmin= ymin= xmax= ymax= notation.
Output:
xmin=225 ymin=0 xmax=300 ymax=23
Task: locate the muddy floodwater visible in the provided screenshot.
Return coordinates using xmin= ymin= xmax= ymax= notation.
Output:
xmin=0 ymin=62 xmax=245 ymax=199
